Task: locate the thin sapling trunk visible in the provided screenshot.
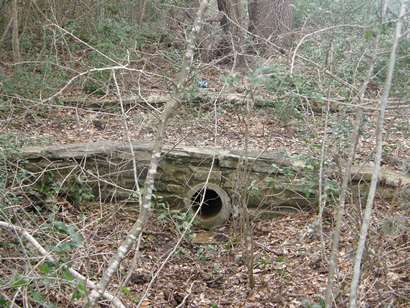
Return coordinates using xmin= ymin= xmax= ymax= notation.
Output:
xmin=88 ymin=1 xmax=209 ymax=305
xmin=325 ymin=10 xmax=387 ymax=305
xmin=348 ymin=2 xmax=406 ymax=306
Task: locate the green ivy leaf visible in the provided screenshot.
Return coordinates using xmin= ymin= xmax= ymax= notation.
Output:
xmin=31 ymin=291 xmax=46 ymax=304
xmin=0 ymin=296 xmax=9 ymax=306
xmin=121 ymin=287 xmax=131 ymax=296
xmin=62 ymin=269 xmax=75 ymax=282
xmin=38 ymin=262 xmax=50 ymax=274
xmin=52 ymin=221 xmax=84 ymax=250
xmin=72 ymin=281 xmax=87 ymax=300
xmin=363 ymin=30 xmax=375 ymax=42
xmin=38 ymin=261 xmax=56 ymax=274
xmin=54 ymin=242 xmax=74 ymax=253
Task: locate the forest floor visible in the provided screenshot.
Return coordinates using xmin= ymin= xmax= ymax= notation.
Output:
xmin=1 ymin=58 xmax=410 ymax=307
xmin=1 ymin=199 xmax=409 ymax=307
xmin=1 ymin=54 xmax=410 ymax=165
xmin=2 ymin=85 xmax=410 ymax=169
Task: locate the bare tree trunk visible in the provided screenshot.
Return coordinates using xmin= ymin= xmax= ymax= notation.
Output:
xmin=348 ymin=1 xmax=406 ymax=307
xmin=88 ymin=1 xmax=209 ymax=305
xmin=324 ymin=8 xmax=388 ymax=305
xmin=233 ymin=107 xmax=254 ymax=289
xmin=96 ymin=0 xmax=105 ymax=22
xmin=248 ymin=0 xmax=293 ymax=48
xmin=217 ymin=0 xmax=239 ymax=32
xmin=0 ymin=18 xmax=12 ymax=48
xmin=11 ymin=0 xmax=21 ymax=62
xmin=126 ymin=0 xmax=148 ymax=24
xmin=138 ymin=0 xmax=147 ymax=25
xmin=215 ymin=0 xmax=245 ymax=67
xmin=241 ymin=116 xmax=255 ymax=289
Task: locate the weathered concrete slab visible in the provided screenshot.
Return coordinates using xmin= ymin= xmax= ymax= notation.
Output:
xmin=21 ymin=141 xmax=410 ymax=210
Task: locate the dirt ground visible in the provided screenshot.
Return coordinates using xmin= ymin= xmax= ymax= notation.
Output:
xmin=1 ymin=61 xmax=409 ymax=307
xmin=1 ymin=199 xmax=408 ymax=307
xmin=2 ymin=90 xmax=410 ymax=165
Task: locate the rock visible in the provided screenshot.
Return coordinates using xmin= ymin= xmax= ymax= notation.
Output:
xmin=192 ymin=231 xmax=217 ymax=244
xmin=192 ymin=231 xmax=229 ymax=244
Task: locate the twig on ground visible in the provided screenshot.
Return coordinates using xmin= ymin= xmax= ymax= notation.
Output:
xmin=0 ymin=221 xmax=125 ymax=308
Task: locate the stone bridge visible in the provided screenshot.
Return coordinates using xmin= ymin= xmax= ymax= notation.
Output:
xmin=22 ymin=141 xmax=410 ymax=227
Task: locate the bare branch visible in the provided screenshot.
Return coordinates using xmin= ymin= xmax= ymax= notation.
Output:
xmin=0 ymin=221 xmax=125 ymax=308
xmin=88 ymin=1 xmax=210 ymax=305
xmin=290 ymin=24 xmax=367 ymax=76
xmin=325 ymin=3 xmax=389 ymax=305
xmin=349 ymin=1 xmax=407 ymax=307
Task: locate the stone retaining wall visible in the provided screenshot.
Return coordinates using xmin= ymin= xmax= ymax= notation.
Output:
xmin=21 ymin=141 xmax=410 ymax=211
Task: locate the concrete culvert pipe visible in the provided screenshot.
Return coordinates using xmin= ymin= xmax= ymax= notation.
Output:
xmin=185 ymin=183 xmax=231 ymax=228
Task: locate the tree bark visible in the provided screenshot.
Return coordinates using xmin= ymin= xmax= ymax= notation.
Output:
xmin=138 ymin=0 xmax=147 ymax=25
xmin=248 ymin=0 xmax=293 ymax=48
xmin=216 ymin=0 xmax=245 ymax=67
xmin=217 ymin=0 xmax=240 ymax=33
xmin=11 ymin=0 xmax=20 ymax=62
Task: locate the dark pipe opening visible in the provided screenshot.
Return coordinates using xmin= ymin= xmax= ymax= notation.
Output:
xmin=191 ymin=188 xmax=223 ymax=219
